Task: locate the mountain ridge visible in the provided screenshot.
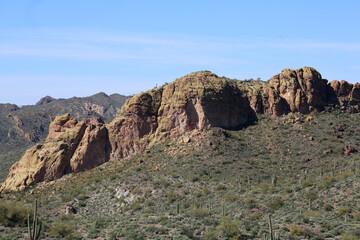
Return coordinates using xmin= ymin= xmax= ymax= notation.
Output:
xmin=2 ymin=66 xmax=360 ymax=192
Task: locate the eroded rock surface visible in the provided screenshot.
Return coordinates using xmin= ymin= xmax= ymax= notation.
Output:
xmin=3 ymin=67 xmax=360 ymax=192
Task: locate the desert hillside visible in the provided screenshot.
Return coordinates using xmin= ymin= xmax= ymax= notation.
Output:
xmin=1 ymin=67 xmax=360 ymax=239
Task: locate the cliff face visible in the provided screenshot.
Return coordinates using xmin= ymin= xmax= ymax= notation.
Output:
xmin=2 ymin=67 xmax=360 ymax=192
xmin=107 ymin=71 xmax=256 ymax=160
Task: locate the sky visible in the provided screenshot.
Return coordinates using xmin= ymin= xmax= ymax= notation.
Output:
xmin=1 ymin=0 xmax=360 ymax=105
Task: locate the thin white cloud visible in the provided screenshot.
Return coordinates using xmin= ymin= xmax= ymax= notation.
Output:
xmin=0 ymin=28 xmax=359 ymax=66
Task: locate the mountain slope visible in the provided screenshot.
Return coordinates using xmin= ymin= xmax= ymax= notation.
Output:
xmin=1 ymin=110 xmax=360 ymax=239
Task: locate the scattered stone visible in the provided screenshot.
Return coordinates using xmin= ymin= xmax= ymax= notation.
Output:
xmin=65 ymin=206 xmax=77 ymax=215
xmin=323 ymin=149 xmax=333 ymax=155
xmin=344 ymin=145 xmax=357 ymax=155
xmin=332 ymin=132 xmax=343 ymax=138
xmin=306 ymin=116 xmax=314 ymax=122
xmin=336 ymin=125 xmax=346 ymax=132
xmin=183 ymin=136 xmax=191 ymax=143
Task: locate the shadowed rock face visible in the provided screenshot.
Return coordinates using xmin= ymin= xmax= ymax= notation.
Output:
xmin=2 ymin=67 xmax=360 ymax=192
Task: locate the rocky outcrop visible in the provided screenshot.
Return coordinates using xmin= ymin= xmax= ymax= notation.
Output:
xmin=0 ymin=114 xmax=109 ymax=192
xmin=329 ymin=80 xmax=360 ymax=111
xmin=268 ymin=67 xmax=328 ymax=113
xmin=70 ymin=123 xmax=110 ymax=172
xmin=1 ymin=71 xmax=257 ymax=192
xmin=108 ymin=71 xmax=256 ymax=159
xmin=2 ymin=67 xmax=360 ymax=192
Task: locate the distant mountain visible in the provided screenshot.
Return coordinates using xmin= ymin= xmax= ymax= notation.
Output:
xmin=0 ymin=92 xmax=130 ymax=181
xmin=36 ymin=95 xmax=56 ymax=105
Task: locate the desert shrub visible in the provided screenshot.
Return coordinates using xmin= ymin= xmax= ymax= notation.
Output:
xmin=143 ymin=208 xmax=154 ymax=215
xmin=244 ymin=197 xmax=256 ymax=209
xmin=341 ymin=233 xmax=360 ymax=240
xmin=0 ymin=200 xmax=31 ymax=227
xmin=166 ymin=192 xmax=177 ymax=203
xmin=302 ymin=177 xmax=316 ymax=188
xmin=190 ymin=174 xmax=201 ymax=182
xmin=132 ymin=188 xmax=142 ymax=195
xmin=49 ymin=219 xmax=82 ymax=239
xmin=186 ymin=208 xmax=209 ymax=218
xmin=317 ymin=176 xmax=336 ymax=189
xmin=216 ymin=216 xmax=242 ymax=239
xmin=338 ymin=206 xmax=352 ymax=217
xmin=303 ymin=210 xmax=321 ymax=218
xmin=354 ymin=212 xmax=360 ymax=221
xmin=248 ymin=212 xmax=262 ymax=221
xmin=203 ymin=188 xmax=211 ymax=195
xmin=259 ymin=182 xmax=273 ymax=193
xmin=268 ymin=197 xmax=284 ymax=211
xmin=215 ymin=184 xmax=227 ymax=191
xmin=324 ymin=203 xmax=334 ymax=211
xmin=224 ymin=192 xmax=239 ymax=203
xmin=289 ymin=224 xmax=303 ymax=236
xmin=304 ymin=190 xmax=318 ymax=202
xmin=194 ymin=191 xmax=203 ymax=198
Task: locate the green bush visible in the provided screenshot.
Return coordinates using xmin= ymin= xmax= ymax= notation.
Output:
xmin=248 ymin=212 xmax=262 ymax=221
xmin=289 ymin=224 xmax=303 ymax=236
xmin=49 ymin=219 xmax=82 ymax=239
xmin=216 ymin=216 xmax=242 ymax=239
xmin=268 ymin=197 xmax=284 ymax=211
xmin=224 ymin=192 xmax=239 ymax=203
xmin=324 ymin=203 xmax=333 ymax=211
xmin=244 ymin=197 xmax=256 ymax=209
xmin=186 ymin=208 xmax=209 ymax=218
xmin=0 ymin=200 xmax=31 ymax=227
xmin=341 ymin=233 xmax=360 ymax=240
xmin=317 ymin=176 xmax=336 ymax=189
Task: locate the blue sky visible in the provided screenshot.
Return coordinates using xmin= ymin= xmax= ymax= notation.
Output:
xmin=1 ymin=0 xmax=360 ymax=105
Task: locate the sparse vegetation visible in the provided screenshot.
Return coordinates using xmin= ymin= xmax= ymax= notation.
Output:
xmin=1 ymin=110 xmax=360 ymax=238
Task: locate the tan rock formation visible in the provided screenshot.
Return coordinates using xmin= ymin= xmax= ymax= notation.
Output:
xmin=3 ymin=67 xmax=360 ymax=192
xmin=108 ymin=71 xmax=256 ymax=160
xmin=0 ymin=114 xmax=86 ymax=192
xmin=329 ymin=80 xmax=360 ymax=111
xmin=269 ymin=67 xmax=327 ymax=113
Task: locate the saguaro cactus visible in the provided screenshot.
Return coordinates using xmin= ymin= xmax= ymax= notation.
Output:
xmin=28 ymin=199 xmax=42 ymax=240
xmin=268 ymin=214 xmax=274 ymax=240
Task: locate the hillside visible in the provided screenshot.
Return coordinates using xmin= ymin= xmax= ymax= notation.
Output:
xmin=1 ymin=111 xmax=360 ymax=239
xmin=1 ymin=67 xmax=360 ymax=239
xmin=0 ymin=92 xmax=130 ymax=181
